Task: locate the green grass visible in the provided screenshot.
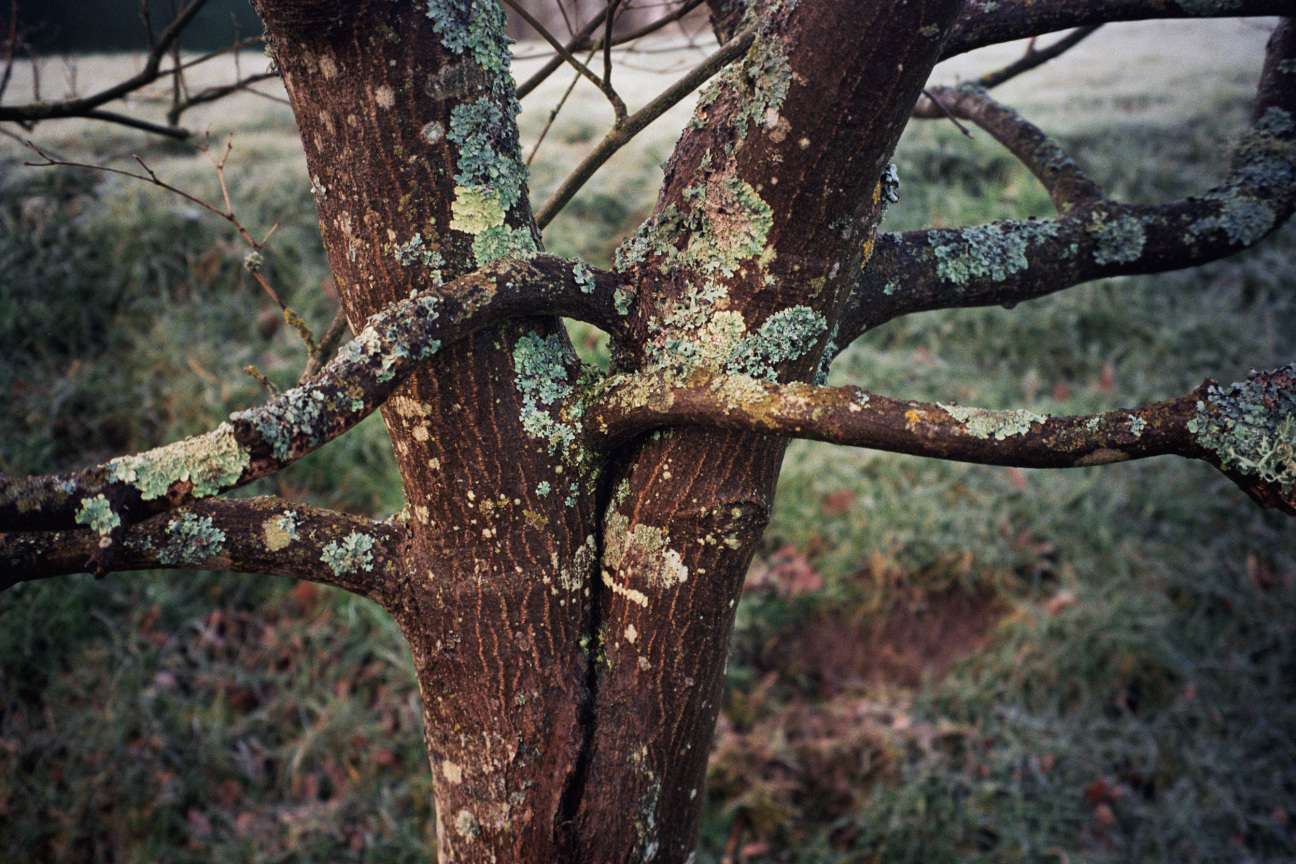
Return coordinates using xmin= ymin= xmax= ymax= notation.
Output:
xmin=2 ymin=31 xmax=1296 ymax=864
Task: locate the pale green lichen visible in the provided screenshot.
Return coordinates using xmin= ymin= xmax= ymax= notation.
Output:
xmin=1128 ymin=415 xmax=1147 ymax=437
xmin=108 ymin=423 xmax=250 ymax=501
xmin=322 ymin=531 xmax=377 ymax=576
xmin=513 ymin=330 xmax=580 ymax=456
xmin=615 ymin=178 xmax=772 ymax=279
xmin=264 ymin=511 xmax=300 ymax=552
xmin=424 ymin=0 xmax=511 ymax=75
xmin=536 ymin=480 xmax=551 ymax=496
xmin=1090 ymin=212 xmax=1145 ymax=265
xmin=927 ymin=219 xmax=1059 ymax=285
xmin=450 ymin=185 xmax=506 ymax=234
xmin=573 ymin=261 xmax=596 ymax=294
xmin=1186 ymin=195 xmax=1276 ymax=247
xmin=603 ymin=511 xmax=688 ymax=589
xmin=453 ymin=808 xmax=481 ymax=839
xmin=394 ymin=233 xmax=445 ymax=279
xmin=75 ymin=494 xmax=120 ymax=535
xmin=471 ymin=223 xmax=537 ymax=263
xmin=613 ymin=285 xmax=636 ymax=316
xmin=724 ymin=305 xmax=827 ymax=381
xmin=158 ymin=512 xmax=226 ymax=566
xmin=1188 ymin=365 xmax=1296 ymax=494
xmin=940 ymin=404 xmax=1048 ymax=440
xmin=448 ymin=98 xmax=526 ymax=212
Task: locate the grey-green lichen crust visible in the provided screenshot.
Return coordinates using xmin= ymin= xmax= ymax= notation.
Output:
xmin=158 ymin=512 xmax=226 ymax=566
xmin=322 ymin=531 xmax=377 ymax=576
xmin=925 ymin=219 xmax=1059 ymax=285
xmin=513 ymin=330 xmax=584 ymax=459
xmin=1189 ymin=365 xmax=1296 ymax=494
xmin=107 ymin=423 xmax=251 ymax=501
xmin=424 ymin=0 xmax=537 ymax=267
xmin=75 ymin=494 xmax=121 ymax=535
xmin=1184 ymin=108 xmax=1295 ymax=248
xmin=940 ymin=404 xmax=1048 ymax=440
xmin=1089 ymin=211 xmax=1145 ymax=265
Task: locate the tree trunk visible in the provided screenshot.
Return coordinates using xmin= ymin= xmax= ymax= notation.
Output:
xmin=249 ymin=0 xmax=960 ymax=860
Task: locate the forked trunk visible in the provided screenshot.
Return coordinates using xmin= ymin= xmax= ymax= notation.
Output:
xmin=250 ymin=0 xmax=961 ymax=860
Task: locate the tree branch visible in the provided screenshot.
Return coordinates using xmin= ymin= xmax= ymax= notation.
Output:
xmin=0 ymin=496 xmax=405 ymax=601
xmin=583 ymin=364 xmax=1296 ymax=515
xmin=839 ymin=18 xmax=1296 ymax=342
xmin=913 ymin=83 xmax=1105 ymax=211
xmin=973 ymin=26 xmax=1103 ymax=90
xmin=945 ymin=0 xmax=1291 ymax=59
xmin=0 ymin=256 xmax=628 ymax=538
xmin=534 ymin=24 xmax=756 ymax=229
xmin=0 ymin=0 xmax=210 ymax=125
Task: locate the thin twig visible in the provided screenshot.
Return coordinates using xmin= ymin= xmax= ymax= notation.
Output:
xmin=527 ymin=64 xmax=586 ymax=166
xmin=536 ymin=24 xmax=756 ymax=229
xmin=82 ymin=108 xmax=191 ymax=140
xmin=300 ymin=307 xmax=352 ymax=383
xmin=976 ymin=25 xmax=1101 ymax=90
xmin=502 ymin=0 xmax=626 ymax=121
xmin=920 ymin=88 xmax=973 ymax=138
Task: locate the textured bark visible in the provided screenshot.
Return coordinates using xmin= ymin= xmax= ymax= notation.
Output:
xmin=5 ymin=3 xmax=1295 ymax=863
xmin=252 ymin=2 xmax=596 ymax=859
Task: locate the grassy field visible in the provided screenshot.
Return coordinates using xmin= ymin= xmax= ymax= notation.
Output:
xmin=3 ymin=18 xmax=1296 ymax=863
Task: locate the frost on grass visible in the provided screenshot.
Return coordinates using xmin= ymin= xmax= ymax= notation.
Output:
xmin=1190 ymin=365 xmax=1296 ymax=494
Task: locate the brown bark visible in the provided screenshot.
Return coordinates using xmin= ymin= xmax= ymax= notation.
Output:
xmin=4 ymin=3 xmax=1294 ymax=863
xmin=251 ymin=1 xmax=596 ymax=858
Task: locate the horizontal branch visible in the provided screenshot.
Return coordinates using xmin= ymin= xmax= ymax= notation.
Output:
xmin=584 ymin=364 xmax=1296 ymax=515
xmin=0 ymin=0 xmax=209 ymax=125
xmin=840 ymin=19 xmax=1296 ymax=341
xmin=0 ymin=256 xmax=628 ymax=541
xmin=944 ymin=0 xmax=1291 ymax=59
xmin=0 ymin=497 xmax=405 ymax=602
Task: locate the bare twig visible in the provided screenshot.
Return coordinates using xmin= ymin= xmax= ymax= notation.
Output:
xmin=502 ymin=0 xmax=627 ymax=122
xmin=976 ymin=26 xmax=1101 ymax=89
xmin=515 ymin=0 xmax=706 ymax=100
xmin=536 ymin=24 xmax=756 ymax=229
xmin=527 ymin=64 xmax=586 ymax=166
xmin=919 ymin=88 xmax=973 ymax=137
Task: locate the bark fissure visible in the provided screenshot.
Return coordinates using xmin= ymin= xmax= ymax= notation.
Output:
xmin=6 ymin=3 xmax=1296 ymax=863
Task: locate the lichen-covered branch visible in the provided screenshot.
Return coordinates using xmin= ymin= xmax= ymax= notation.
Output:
xmin=0 ymin=497 xmax=405 ymax=602
xmin=914 ymin=83 xmax=1105 ymax=212
xmin=0 ymin=256 xmax=626 ymax=537
xmin=838 ymin=19 xmax=1296 ymax=342
xmin=944 ymin=0 xmax=1291 ymax=59
xmin=583 ymin=364 xmax=1296 ymax=515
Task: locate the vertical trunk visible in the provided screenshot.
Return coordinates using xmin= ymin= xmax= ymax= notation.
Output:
xmin=578 ymin=1 xmax=963 ymax=859
xmin=251 ymin=2 xmax=599 ymax=859
xmin=251 ymin=0 xmax=961 ymax=861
